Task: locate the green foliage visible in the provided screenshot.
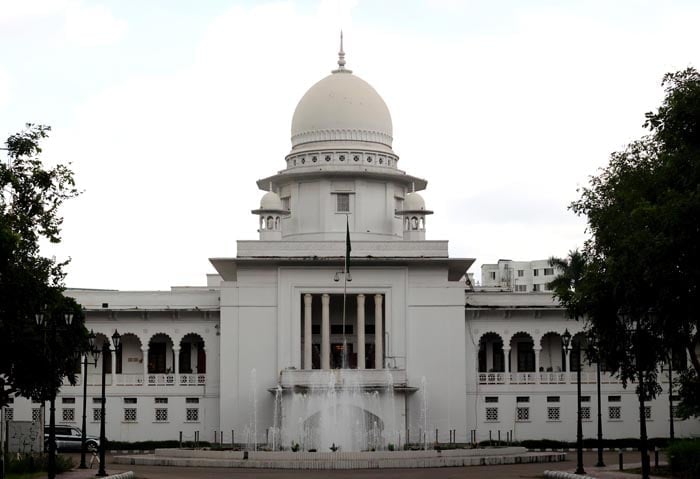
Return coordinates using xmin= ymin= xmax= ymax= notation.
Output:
xmin=675 ymin=369 xmax=700 ymax=418
xmin=666 ymin=439 xmax=700 ymax=479
xmin=0 ymin=123 xmax=87 ymax=407
xmin=562 ymin=67 xmax=700 ymax=409
xmin=105 ymin=439 xmax=211 ymax=450
xmin=3 ymin=452 xmax=74 ymax=474
xmin=516 ymin=438 xmax=669 ymax=450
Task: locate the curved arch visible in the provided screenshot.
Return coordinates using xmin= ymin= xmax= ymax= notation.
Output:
xmin=509 ymin=331 xmax=535 ymax=373
xmin=478 ymin=332 xmax=505 ymax=373
xmin=147 ymin=332 xmax=175 ymax=374
xmin=478 ymin=331 xmax=504 ymax=347
xmin=539 ymin=331 xmax=565 ymax=372
xmin=179 ymin=333 xmax=206 ymax=375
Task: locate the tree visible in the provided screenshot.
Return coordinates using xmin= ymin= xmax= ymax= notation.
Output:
xmin=0 ymin=123 xmax=87 ymax=408
xmin=569 ymin=68 xmax=700 ymax=416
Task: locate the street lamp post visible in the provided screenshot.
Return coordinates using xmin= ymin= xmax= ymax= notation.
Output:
xmin=562 ymin=329 xmax=585 ymax=475
xmin=79 ymin=331 xmax=97 ymax=469
xmin=632 ymin=322 xmax=651 ymax=479
xmin=595 ymin=360 xmax=605 ymax=467
xmin=668 ymin=352 xmax=675 ymax=441
xmin=91 ymin=330 xmax=120 ymax=478
xmin=35 ymin=310 xmax=74 ymax=479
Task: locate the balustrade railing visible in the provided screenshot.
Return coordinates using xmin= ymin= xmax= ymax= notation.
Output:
xmin=115 ymin=374 xmax=144 ymax=386
xmin=478 ymin=372 xmax=506 ymax=384
xmin=509 ymin=372 xmax=536 ymax=384
xmin=178 ymin=374 xmax=206 ymax=386
xmin=478 ymin=370 xmax=623 ymax=385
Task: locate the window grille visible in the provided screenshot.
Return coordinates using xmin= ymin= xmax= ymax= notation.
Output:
xmin=516 ymin=407 xmax=530 ymax=421
xmin=186 ymin=408 xmax=199 ymax=422
xmin=547 ymin=406 xmax=561 ymax=421
xmin=3 ymin=408 xmax=14 ymax=421
xmin=609 ymin=406 xmax=621 ymax=420
xmin=672 ymin=405 xmax=682 ymax=419
xmin=92 ymin=408 xmax=102 ymax=422
xmin=124 ymin=397 xmax=137 ymax=404
xmin=155 ymin=408 xmax=168 ymax=422
xmin=336 ymin=193 xmax=350 ymax=212
xmin=186 ymin=398 xmax=199 ymax=404
xmin=62 ymin=408 xmax=75 ymax=422
xmin=581 ymin=406 xmax=591 ymax=421
xmin=644 ymin=406 xmax=651 ymax=420
xmin=516 ymin=396 xmax=530 ymax=403
xmin=124 ymin=408 xmax=137 ymax=422
xmin=32 ymin=408 xmax=41 ymax=423
xmin=62 ymin=397 xmax=75 ymax=404
xmin=155 ymin=398 xmax=168 ymax=404
xmin=485 ymin=407 xmax=498 ymax=422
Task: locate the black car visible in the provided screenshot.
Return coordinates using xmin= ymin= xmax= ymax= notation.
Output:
xmin=44 ymin=425 xmax=100 ymax=452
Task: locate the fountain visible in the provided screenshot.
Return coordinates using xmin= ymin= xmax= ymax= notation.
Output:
xmin=114 ymin=368 xmax=567 ymax=469
xmin=278 ymin=370 xmax=399 ymax=452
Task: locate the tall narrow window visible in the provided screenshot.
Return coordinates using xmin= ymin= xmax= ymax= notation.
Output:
xmin=336 ymin=193 xmax=350 ymax=213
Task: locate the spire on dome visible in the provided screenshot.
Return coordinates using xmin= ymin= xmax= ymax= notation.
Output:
xmin=333 ymin=30 xmax=352 ymax=74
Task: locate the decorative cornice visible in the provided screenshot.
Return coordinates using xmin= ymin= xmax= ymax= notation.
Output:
xmin=291 ymin=128 xmax=393 ymax=148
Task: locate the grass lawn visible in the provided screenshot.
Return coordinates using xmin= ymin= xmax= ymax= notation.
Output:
xmin=5 ymin=472 xmax=46 ymax=479
xmin=625 ymin=465 xmax=673 ymax=477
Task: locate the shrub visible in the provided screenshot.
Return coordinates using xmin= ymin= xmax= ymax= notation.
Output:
xmin=105 ymin=439 xmax=211 ymax=450
xmin=666 ymin=439 xmax=700 ymax=479
xmin=4 ymin=453 xmax=74 ymax=474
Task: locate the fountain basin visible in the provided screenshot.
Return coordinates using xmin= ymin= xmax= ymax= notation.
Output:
xmin=114 ymin=447 xmax=567 ymax=469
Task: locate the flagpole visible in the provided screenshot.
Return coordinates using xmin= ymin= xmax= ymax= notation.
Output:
xmin=342 ymin=214 xmax=348 ymax=369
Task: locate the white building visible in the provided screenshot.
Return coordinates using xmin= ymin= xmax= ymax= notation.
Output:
xmin=5 ymin=46 xmax=699 ymax=448
xmin=481 ymin=259 xmax=560 ymax=292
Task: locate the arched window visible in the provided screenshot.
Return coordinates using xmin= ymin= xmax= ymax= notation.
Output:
xmin=267 ymin=216 xmax=274 ymax=229
xmin=411 ymin=217 xmax=418 ymax=229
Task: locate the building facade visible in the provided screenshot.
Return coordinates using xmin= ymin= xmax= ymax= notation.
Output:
xmin=4 ymin=47 xmax=699 ymax=448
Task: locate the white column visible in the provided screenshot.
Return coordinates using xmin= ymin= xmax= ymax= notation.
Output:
xmin=374 ymin=294 xmax=383 ymax=369
xmin=111 ymin=348 xmax=117 ymax=385
xmin=321 ymin=294 xmax=330 ymax=370
xmin=173 ymin=348 xmax=180 ymax=376
xmin=304 ymin=294 xmax=313 ymax=370
xmin=357 ymin=294 xmax=366 ymax=370
xmin=504 ymin=347 xmax=511 ymax=384
xmin=142 ymin=347 xmax=149 ymax=384
xmin=566 ymin=348 xmax=572 ymax=374
xmin=534 ymin=347 xmax=541 ymax=383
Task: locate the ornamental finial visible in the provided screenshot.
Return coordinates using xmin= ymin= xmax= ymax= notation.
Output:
xmin=333 ymin=30 xmax=352 ymax=73
xmin=337 ymin=30 xmax=346 ymax=69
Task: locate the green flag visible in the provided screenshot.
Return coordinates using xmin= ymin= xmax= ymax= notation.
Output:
xmin=345 ymin=216 xmax=351 ymax=273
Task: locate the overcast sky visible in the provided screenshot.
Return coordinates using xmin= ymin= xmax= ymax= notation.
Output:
xmin=1 ymin=0 xmax=698 ymax=290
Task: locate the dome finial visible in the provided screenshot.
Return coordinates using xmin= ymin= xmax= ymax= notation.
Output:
xmin=333 ymin=30 xmax=352 ymax=73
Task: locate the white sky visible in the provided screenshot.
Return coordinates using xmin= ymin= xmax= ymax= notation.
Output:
xmin=1 ymin=0 xmax=699 ymax=290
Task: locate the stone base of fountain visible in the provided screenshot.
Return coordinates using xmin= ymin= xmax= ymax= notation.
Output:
xmin=114 ymin=447 xmax=566 ymax=469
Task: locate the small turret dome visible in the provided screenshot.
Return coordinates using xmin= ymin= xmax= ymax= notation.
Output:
xmin=260 ymin=191 xmax=283 ymax=211
xmin=403 ymin=192 xmax=426 ymax=211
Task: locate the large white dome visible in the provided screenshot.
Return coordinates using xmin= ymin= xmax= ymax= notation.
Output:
xmin=290 ymin=70 xmax=393 ymax=150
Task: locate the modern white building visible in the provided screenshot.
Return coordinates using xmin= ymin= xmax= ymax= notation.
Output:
xmin=481 ymin=259 xmax=560 ymax=292
xmin=4 ymin=46 xmax=699 ymax=449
